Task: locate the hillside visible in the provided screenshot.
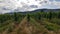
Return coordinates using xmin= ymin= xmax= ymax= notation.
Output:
xmin=0 ymin=16 xmax=60 ymax=34
xmin=0 ymin=11 xmax=60 ymax=34
xmin=5 ymin=9 xmax=60 ymax=15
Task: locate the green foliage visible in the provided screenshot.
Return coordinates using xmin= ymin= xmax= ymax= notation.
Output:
xmin=45 ymin=24 xmax=60 ymax=31
xmin=26 ymin=14 xmax=30 ymax=22
xmin=0 ymin=11 xmax=60 ymax=33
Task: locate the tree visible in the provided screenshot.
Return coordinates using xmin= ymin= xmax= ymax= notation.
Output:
xmin=14 ymin=12 xmax=18 ymax=25
xmin=27 ymin=14 xmax=30 ymax=22
xmin=47 ymin=12 xmax=52 ymax=20
xmin=58 ymin=12 xmax=60 ymax=18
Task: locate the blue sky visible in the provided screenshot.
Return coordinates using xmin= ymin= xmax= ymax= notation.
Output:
xmin=0 ymin=0 xmax=60 ymax=13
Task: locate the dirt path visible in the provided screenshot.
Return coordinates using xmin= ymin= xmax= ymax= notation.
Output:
xmin=10 ymin=17 xmax=28 ymax=34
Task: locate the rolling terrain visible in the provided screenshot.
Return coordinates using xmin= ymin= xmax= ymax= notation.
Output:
xmin=0 ymin=10 xmax=60 ymax=34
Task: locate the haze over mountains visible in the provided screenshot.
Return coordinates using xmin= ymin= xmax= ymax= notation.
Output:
xmin=0 ymin=0 xmax=60 ymax=13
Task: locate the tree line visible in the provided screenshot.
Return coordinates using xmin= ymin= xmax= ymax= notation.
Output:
xmin=0 ymin=11 xmax=60 ymax=24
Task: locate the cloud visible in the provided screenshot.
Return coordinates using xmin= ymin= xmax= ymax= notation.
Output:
xmin=0 ymin=0 xmax=60 ymax=13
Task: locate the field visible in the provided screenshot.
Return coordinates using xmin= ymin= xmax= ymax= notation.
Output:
xmin=0 ymin=10 xmax=60 ymax=34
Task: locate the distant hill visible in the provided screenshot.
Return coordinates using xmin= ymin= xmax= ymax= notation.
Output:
xmin=5 ymin=9 xmax=60 ymax=15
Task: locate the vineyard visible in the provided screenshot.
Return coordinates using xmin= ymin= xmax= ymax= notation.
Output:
xmin=0 ymin=11 xmax=60 ymax=34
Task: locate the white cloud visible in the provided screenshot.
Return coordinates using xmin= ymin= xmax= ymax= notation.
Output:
xmin=0 ymin=0 xmax=60 ymax=13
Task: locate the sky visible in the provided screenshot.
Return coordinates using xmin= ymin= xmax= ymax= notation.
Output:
xmin=0 ymin=0 xmax=60 ymax=13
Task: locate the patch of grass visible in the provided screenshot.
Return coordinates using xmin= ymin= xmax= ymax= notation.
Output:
xmin=43 ymin=19 xmax=60 ymax=31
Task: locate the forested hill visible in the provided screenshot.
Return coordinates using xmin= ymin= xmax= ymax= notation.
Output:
xmin=6 ymin=9 xmax=60 ymax=15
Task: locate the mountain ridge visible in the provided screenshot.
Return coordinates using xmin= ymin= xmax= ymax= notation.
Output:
xmin=5 ymin=9 xmax=60 ymax=15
